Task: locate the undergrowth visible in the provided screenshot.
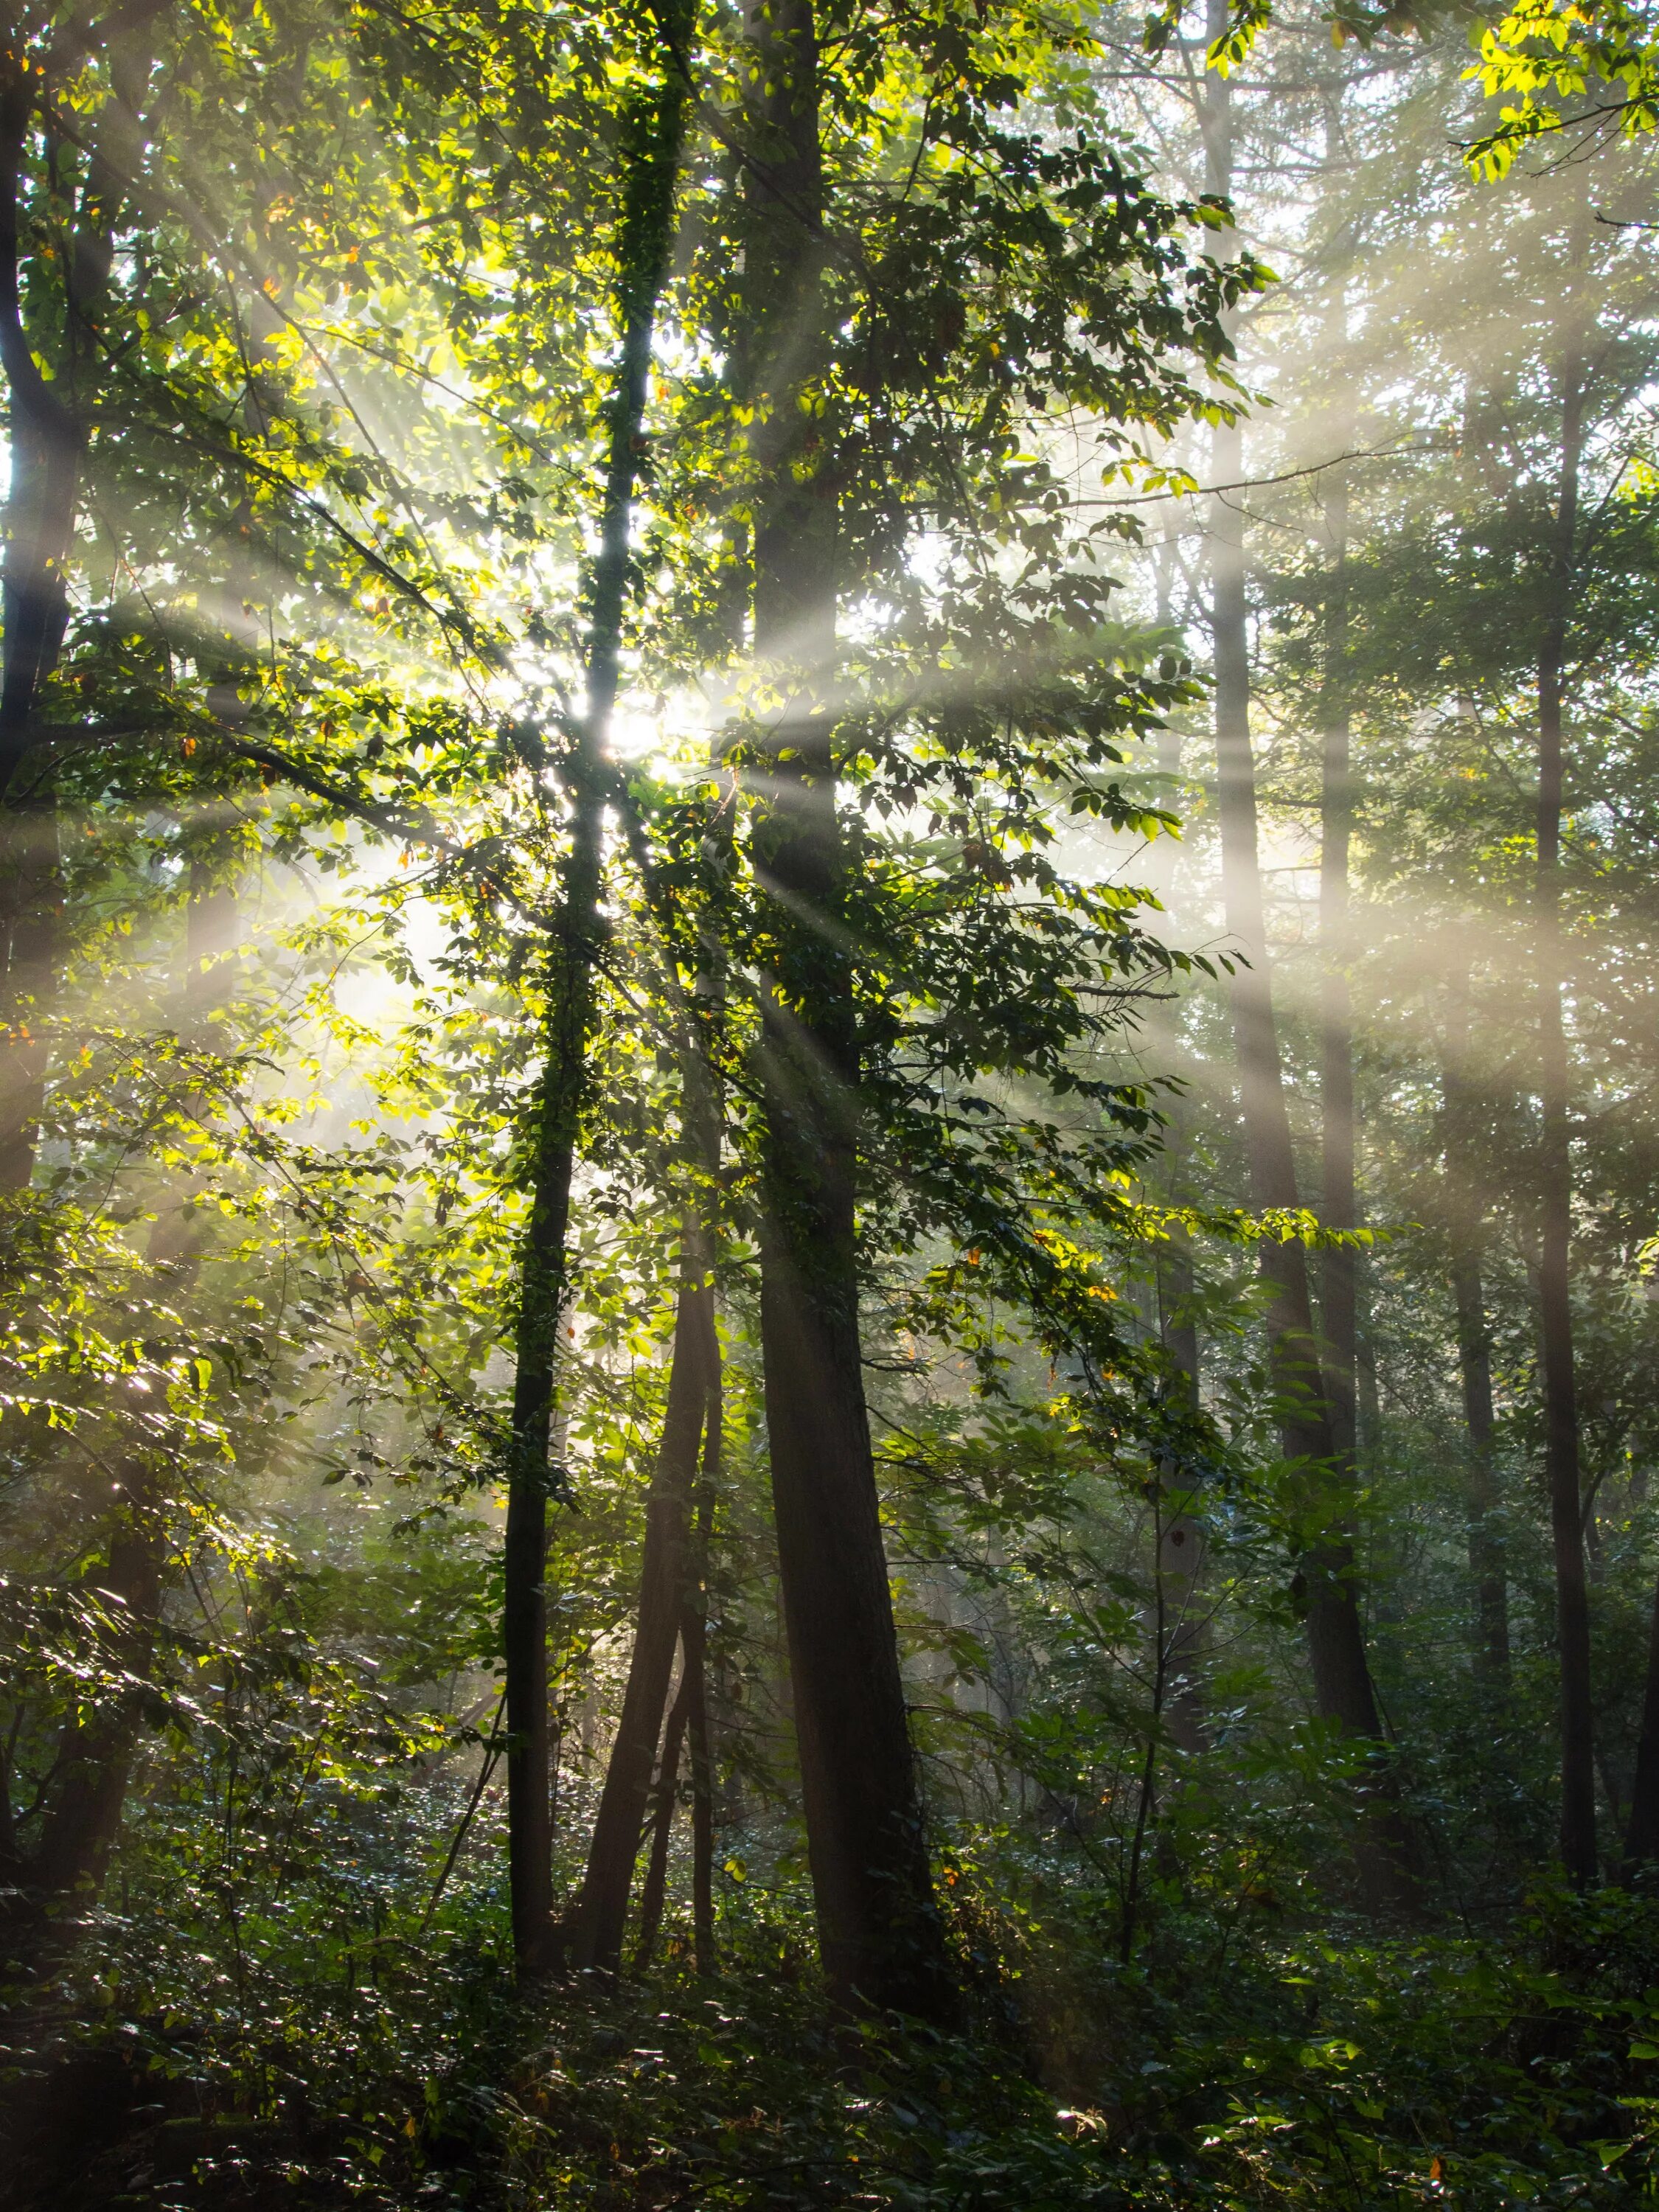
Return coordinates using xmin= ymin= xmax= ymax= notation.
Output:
xmin=10 ymin=1854 xmax=1659 ymax=2208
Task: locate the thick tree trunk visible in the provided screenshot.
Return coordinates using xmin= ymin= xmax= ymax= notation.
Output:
xmin=503 ymin=29 xmax=691 ymax=1978
xmin=741 ymin=0 xmax=950 ymax=2017
xmin=0 ymin=11 xmax=169 ymax=1194
xmin=0 ymin=52 xmax=125 ymax=1191
xmin=1537 ymin=368 xmax=1596 ymax=1888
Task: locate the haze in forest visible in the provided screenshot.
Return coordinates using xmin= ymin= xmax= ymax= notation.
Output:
xmin=1 ymin=1 xmax=1659 ymax=2205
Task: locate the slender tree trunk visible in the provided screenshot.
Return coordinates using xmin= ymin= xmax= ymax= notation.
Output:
xmin=28 ymin=1522 xmax=163 ymax=1916
xmin=1441 ymin=965 xmax=1510 ymax=1686
xmin=1200 ymin=25 xmax=1410 ymax=1909
xmin=1213 ymin=489 xmax=1382 ymax=1749
xmin=503 ymin=27 xmax=691 ymax=1978
xmin=1319 ymin=454 xmax=1359 ymax=1475
xmin=572 ymin=1268 xmax=715 ymax=1972
xmin=1537 ymin=365 xmax=1596 ymax=1888
xmin=631 ymin=1674 xmax=690 ymax=1970
xmin=1623 ymin=1575 xmax=1659 ymax=1873
xmin=1200 ymin=31 xmax=1387 ymax=1759
xmin=741 ymin=0 xmax=950 ymax=2017
xmin=1451 ymin=1243 xmax=1509 ymax=1680
xmin=685 ymin=1377 xmax=717 ymax=1975
xmin=1158 ymin=1238 xmax=1205 ymax=1753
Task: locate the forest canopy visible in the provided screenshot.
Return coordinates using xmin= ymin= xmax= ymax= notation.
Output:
xmin=3 ymin=1 xmax=1659 ymax=2206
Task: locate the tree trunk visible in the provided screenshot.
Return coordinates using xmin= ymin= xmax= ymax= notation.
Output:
xmin=28 ymin=1519 xmax=163 ymax=1915
xmin=0 ymin=43 xmax=133 ymax=1191
xmin=571 ymin=1269 xmax=715 ymax=1972
xmin=1622 ymin=1573 xmax=1659 ymax=1874
xmin=1441 ymin=965 xmax=1510 ymax=1686
xmin=1537 ymin=364 xmax=1596 ymax=1888
xmin=686 ymin=1374 xmax=717 ymax=1975
xmin=1452 ymin=1243 xmax=1509 ymax=1683
xmin=1157 ymin=1238 xmax=1205 ymax=1753
xmin=1319 ymin=455 xmax=1359 ymax=1476
xmin=1212 ymin=441 xmax=1384 ymax=1748
xmin=1200 ymin=22 xmax=1409 ymax=1907
xmin=1200 ymin=34 xmax=1386 ymax=1759
xmin=741 ymin=0 xmax=951 ymax=2018
xmin=503 ymin=24 xmax=691 ymax=1978
xmin=631 ymin=1673 xmax=690 ymax=1971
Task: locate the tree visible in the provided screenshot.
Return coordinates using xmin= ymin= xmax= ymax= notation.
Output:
xmin=1191 ymin=0 xmax=1408 ymax=1902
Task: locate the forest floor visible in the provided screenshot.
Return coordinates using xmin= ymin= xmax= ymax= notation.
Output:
xmin=6 ymin=1882 xmax=1659 ymax=2210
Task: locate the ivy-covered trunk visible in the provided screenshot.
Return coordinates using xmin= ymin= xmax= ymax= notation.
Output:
xmin=502 ymin=19 xmax=690 ymax=1978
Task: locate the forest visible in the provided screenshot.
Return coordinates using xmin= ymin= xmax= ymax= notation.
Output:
xmin=6 ymin=0 xmax=1659 ymax=2203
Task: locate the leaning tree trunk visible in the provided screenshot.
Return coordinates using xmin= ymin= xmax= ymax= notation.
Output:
xmin=740 ymin=0 xmax=951 ymax=2018
xmin=502 ymin=22 xmax=692 ymax=1978
xmin=1536 ymin=362 xmax=1596 ymax=1888
xmin=571 ymin=1262 xmax=717 ymax=1972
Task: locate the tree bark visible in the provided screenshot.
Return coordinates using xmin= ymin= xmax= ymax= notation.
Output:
xmin=1537 ymin=363 xmax=1596 ymax=1888
xmin=1200 ymin=31 xmax=1387 ymax=1759
xmin=740 ymin=0 xmax=951 ymax=2017
xmin=1319 ymin=455 xmax=1358 ymax=1475
xmin=1623 ymin=1574 xmax=1659 ymax=1873
xmin=0 ymin=38 xmax=133 ymax=1191
xmin=503 ymin=25 xmax=691 ymax=1978
xmin=631 ymin=1672 xmax=690 ymax=1971
xmin=686 ymin=1373 xmax=717 ymax=1976
xmin=571 ymin=1269 xmax=716 ymax=1972
xmin=1157 ymin=1237 xmax=1205 ymax=1753
xmin=1199 ymin=22 xmax=1410 ymax=1909
xmin=1211 ymin=434 xmax=1385 ymax=1748
xmin=1441 ymin=966 xmax=1510 ymax=1686
xmin=28 ymin=1518 xmax=163 ymax=1914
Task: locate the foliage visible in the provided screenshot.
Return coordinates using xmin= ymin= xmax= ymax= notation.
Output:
xmin=4 ymin=4 xmax=1659 ymax=2212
